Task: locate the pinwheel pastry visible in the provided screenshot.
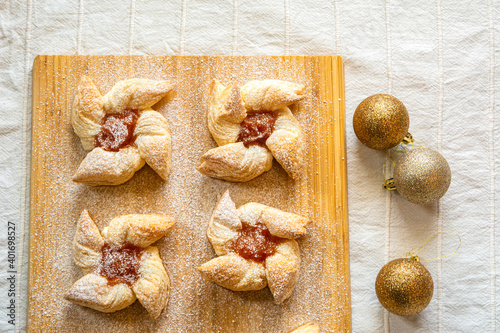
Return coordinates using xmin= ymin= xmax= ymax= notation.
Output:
xmin=289 ymin=323 xmax=320 ymax=333
xmin=65 ymin=210 xmax=174 ymax=319
xmin=199 ymin=79 xmax=305 ymax=182
xmin=72 ymin=76 xmax=174 ymax=186
xmin=197 ymin=191 xmax=310 ymax=304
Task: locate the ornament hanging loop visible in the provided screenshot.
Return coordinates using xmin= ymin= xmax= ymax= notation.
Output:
xmin=382 ymin=150 xmax=397 ymax=190
xmin=382 ymin=149 xmax=401 ymax=191
xmin=406 ymin=230 xmax=461 ymax=262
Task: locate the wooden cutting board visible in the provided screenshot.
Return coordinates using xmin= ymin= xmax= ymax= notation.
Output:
xmin=29 ymin=55 xmax=349 ymax=333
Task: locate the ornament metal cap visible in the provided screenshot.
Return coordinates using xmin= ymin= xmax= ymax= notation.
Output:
xmin=383 ymin=178 xmax=396 ymax=191
xmin=401 ymin=132 xmax=414 ymax=145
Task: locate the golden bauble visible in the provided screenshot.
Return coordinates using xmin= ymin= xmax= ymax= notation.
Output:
xmin=375 ymin=258 xmax=434 ymax=316
xmin=353 ymin=94 xmax=409 ymax=150
xmin=393 ymin=148 xmax=451 ymax=205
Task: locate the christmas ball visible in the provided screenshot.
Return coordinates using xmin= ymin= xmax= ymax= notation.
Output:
xmin=353 ymin=94 xmax=409 ymax=150
xmin=393 ymin=148 xmax=451 ymax=205
xmin=375 ymin=258 xmax=433 ymax=316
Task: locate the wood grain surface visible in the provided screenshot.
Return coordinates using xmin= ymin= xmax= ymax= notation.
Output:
xmin=29 ymin=55 xmax=349 ymax=333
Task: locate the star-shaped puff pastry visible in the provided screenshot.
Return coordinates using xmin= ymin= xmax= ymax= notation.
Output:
xmin=72 ymin=76 xmax=174 ymax=186
xmin=65 ymin=210 xmax=174 ymax=319
xmin=197 ymin=190 xmax=310 ymax=304
xmin=199 ymin=79 xmax=305 ymax=182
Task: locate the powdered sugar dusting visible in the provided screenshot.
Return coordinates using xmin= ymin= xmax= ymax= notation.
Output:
xmin=29 ymin=55 xmax=349 ymax=332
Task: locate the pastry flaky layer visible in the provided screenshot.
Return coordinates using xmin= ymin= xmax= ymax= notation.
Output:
xmin=72 ymin=76 xmax=174 ymax=186
xmin=197 ymin=190 xmax=310 ymax=304
xmin=65 ymin=210 xmax=175 ymax=319
xmin=199 ymin=79 xmax=305 ymax=182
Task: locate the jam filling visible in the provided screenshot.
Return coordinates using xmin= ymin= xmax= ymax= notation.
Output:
xmin=237 ymin=112 xmax=277 ymax=147
xmin=94 ymin=242 xmax=143 ymax=286
xmin=95 ymin=109 xmax=139 ymax=151
xmin=231 ymin=222 xmax=284 ymax=263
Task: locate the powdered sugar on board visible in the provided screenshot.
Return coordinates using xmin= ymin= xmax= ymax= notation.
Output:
xmin=29 ymin=55 xmax=349 ymax=332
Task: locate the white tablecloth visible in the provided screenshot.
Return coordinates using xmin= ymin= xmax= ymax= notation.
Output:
xmin=0 ymin=1 xmax=498 ymax=332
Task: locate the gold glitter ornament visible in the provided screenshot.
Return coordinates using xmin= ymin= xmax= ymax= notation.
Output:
xmin=375 ymin=257 xmax=433 ymax=316
xmin=353 ymin=94 xmax=410 ymax=150
xmin=391 ymin=148 xmax=451 ymax=205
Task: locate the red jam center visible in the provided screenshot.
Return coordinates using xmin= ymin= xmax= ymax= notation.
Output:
xmin=237 ymin=112 xmax=276 ymax=147
xmin=95 ymin=109 xmax=139 ymax=151
xmin=94 ymin=242 xmax=143 ymax=286
xmin=231 ymin=223 xmax=284 ymax=262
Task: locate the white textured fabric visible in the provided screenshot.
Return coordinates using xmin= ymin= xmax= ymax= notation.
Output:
xmin=0 ymin=1 xmax=499 ymax=332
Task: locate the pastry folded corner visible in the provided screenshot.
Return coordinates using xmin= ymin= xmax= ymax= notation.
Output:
xmin=240 ymin=80 xmax=305 ymax=112
xmin=197 ymin=253 xmax=267 ymax=291
xmin=207 ymin=80 xmax=246 ymax=146
xmin=237 ymin=202 xmax=309 ymax=239
xmin=199 ymin=142 xmax=273 ymax=182
xmin=102 ymin=214 xmax=175 ymax=248
xmin=132 ymin=246 xmax=171 ymax=319
xmin=266 ymin=108 xmax=304 ymax=181
xmin=237 ymin=202 xmax=266 ymax=227
xmin=207 ymin=190 xmax=241 ymax=256
xmin=64 ymin=273 xmax=136 ymax=313
xmin=73 ymin=210 xmax=104 ymax=272
xmin=265 ymin=240 xmax=301 ymax=304
xmin=134 ymin=110 xmax=172 ymax=180
xmin=72 ymin=147 xmax=145 ymax=186
xmin=103 ymin=79 xmax=174 ymax=114
xmin=260 ymin=207 xmax=310 ymax=239
xmin=72 ymin=76 xmax=104 ymax=151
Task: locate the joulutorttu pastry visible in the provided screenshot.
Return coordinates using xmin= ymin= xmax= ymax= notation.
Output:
xmin=199 ymin=79 xmax=305 ymax=182
xmin=197 ymin=190 xmax=310 ymax=304
xmin=72 ymin=76 xmax=174 ymax=186
xmin=65 ymin=210 xmax=174 ymax=319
